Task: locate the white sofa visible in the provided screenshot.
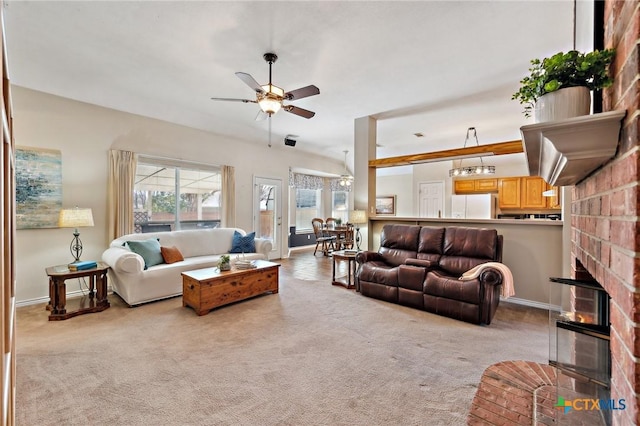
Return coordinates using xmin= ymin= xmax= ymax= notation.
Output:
xmin=102 ymin=228 xmax=272 ymax=306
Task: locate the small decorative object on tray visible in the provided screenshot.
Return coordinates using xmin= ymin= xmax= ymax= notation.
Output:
xmin=235 ymin=253 xmax=257 ymax=269
xmin=68 ymin=260 xmax=97 ymax=271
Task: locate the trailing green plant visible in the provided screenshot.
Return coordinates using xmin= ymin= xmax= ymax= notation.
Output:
xmin=218 ymin=254 xmax=230 ymax=266
xmin=512 ymin=49 xmax=615 ymax=117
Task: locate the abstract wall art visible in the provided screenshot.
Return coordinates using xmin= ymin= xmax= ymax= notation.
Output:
xmin=16 ymin=146 xmax=62 ymax=229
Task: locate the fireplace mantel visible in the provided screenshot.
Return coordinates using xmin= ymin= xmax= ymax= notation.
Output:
xmin=520 ymin=110 xmax=626 ymax=186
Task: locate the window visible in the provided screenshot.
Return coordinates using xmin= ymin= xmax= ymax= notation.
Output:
xmin=332 ymin=190 xmax=349 ymax=224
xmin=295 ymin=188 xmax=321 ymax=231
xmin=133 ymin=158 xmax=222 ymax=232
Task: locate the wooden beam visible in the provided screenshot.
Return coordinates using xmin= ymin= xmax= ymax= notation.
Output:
xmin=369 ymin=140 xmax=524 ymax=168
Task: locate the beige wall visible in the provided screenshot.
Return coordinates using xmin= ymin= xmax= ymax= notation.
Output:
xmin=376 ymin=173 xmax=413 ymax=216
xmin=13 ymin=86 xmax=344 ymax=304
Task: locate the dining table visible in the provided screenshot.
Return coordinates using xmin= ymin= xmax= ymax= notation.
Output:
xmin=322 ymin=226 xmax=353 ymax=251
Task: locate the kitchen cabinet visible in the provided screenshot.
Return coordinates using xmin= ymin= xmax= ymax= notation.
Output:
xmin=454 ymin=180 xmax=475 ymax=194
xmin=498 ymin=176 xmax=562 ymax=210
xmin=498 ymin=177 xmax=521 ymax=209
xmin=547 ymin=186 xmax=562 ymax=209
xmin=454 ymin=178 xmax=498 ymax=194
xmin=521 ymin=177 xmax=548 ymax=209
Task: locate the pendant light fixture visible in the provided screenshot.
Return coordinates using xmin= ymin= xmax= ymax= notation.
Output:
xmin=449 ymin=127 xmax=496 ymax=177
xmin=339 ymin=150 xmax=354 ymax=187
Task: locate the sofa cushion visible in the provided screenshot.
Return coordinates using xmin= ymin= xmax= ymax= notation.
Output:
xmin=378 ymin=224 xmax=420 ymax=266
xmin=358 ymin=261 xmax=398 ymax=287
xmin=443 ymin=227 xmax=498 ymax=259
xmin=417 ymin=226 xmax=445 ymax=262
xmin=161 ymin=246 xmax=184 ymax=264
xmin=438 ymin=227 xmax=499 ymax=275
xmin=126 ymin=239 xmax=164 ymax=270
xmin=229 ymin=231 xmax=256 ymax=253
xmin=424 ymin=271 xmax=481 ymax=305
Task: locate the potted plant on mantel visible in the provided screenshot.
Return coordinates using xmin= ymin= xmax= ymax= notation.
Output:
xmin=512 ymin=49 xmax=615 ymax=122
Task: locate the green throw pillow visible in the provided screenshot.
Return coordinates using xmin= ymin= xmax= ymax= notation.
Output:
xmin=126 ymin=238 xmax=164 ymax=270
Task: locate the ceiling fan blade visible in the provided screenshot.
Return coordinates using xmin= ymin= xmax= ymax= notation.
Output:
xmin=284 ymin=105 xmax=315 ymax=119
xmin=284 ymin=85 xmax=320 ymax=100
xmin=255 ymin=110 xmax=268 ymax=121
xmin=235 ymin=72 xmax=265 ymax=94
xmin=210 ymin=97 xmax=257 ymax=103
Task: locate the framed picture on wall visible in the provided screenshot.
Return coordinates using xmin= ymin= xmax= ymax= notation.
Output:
xmin=375 ymin=195 xmax=396 ymax=215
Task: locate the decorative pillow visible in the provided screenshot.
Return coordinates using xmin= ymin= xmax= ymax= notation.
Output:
xmin=126 ymin=239 xmax=164 ymax=270
xmin=229 ymin=231 xmax=256 ymax=253
xmin=161 ymin=245 xmax=184 ymax=264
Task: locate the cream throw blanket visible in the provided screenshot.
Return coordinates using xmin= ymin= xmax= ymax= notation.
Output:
xmin=459 ymin=262 xmax=515 ymax=298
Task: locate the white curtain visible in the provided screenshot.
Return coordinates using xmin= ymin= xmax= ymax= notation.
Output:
xmin=221 ymin=165 xmax=235 ymax=228
xmin=107 ymin=149 xmax=137 ymax=240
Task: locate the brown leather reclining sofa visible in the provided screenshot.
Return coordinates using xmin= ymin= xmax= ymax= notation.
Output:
xmin=355 ymin=224 xmax=504 ymax=325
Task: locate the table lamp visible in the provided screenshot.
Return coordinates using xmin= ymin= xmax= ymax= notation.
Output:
xmin=59 ymin=207 xmax=94 ymax=262
xmin=349 ymin=210 xmax=367 ymax=251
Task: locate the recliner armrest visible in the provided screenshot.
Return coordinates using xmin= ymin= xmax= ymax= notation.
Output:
xmin=479 ymin=269 xmax=502 ymax=286
xmin=356 ymin=251 xmax=384 ymax=264
xmin=404 ymin=258 xmax=434 ymax=268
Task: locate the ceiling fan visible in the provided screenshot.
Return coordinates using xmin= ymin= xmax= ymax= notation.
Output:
xmin=211 ymin=53 xmax=320 ymax=120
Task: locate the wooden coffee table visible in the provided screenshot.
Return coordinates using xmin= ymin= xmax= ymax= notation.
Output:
xmin=181 ymin=260 xmax=280 ymax=316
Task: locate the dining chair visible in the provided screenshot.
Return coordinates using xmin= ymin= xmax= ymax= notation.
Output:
xmin=312 ymin=218 xmax=336 ymax=256
xmin=325 ymin=217 xmax=338 ymax=229
xmin=340 ymin=223 xmax=354 ymax=250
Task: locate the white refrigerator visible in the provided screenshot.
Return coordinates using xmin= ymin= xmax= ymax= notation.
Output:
xmin=450 ymin=194 xmax=495 ymax=219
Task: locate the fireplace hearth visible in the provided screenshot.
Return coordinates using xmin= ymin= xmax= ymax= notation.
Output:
xmin=549 ymin=276 xmax=611 ymax=425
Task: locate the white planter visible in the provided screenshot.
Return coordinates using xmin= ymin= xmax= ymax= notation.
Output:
xmin=534 ymin=86 xmax=591 ymax=123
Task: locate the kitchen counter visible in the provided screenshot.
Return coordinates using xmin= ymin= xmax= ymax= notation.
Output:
xmin=369 ymin=216 xmax=563 ymax=226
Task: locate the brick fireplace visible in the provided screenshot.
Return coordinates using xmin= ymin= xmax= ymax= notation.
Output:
xmin=571 ymin=1 xmax=640 ymax=424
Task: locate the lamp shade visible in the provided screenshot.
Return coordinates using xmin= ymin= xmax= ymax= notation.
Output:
xmin=59 ymin=208 xmax=94 ymax=228
xmin=349 ymin=210 xmax=367 ymax=224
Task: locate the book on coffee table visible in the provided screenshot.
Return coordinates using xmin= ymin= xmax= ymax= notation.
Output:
xmin=235 ymin=259 xmax=257 ymax=270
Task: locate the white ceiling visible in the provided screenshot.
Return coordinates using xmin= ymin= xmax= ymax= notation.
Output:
xmin=3 ymin=1 xmax=575 ymax=169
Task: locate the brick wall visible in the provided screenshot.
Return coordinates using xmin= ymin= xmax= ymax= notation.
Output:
xmin=571 ymin=1 xmax=640 ymax=424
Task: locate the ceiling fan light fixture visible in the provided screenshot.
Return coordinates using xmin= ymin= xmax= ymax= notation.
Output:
xmin=338 ymin=150 xmax=354 ymax=187
xmin=262 ymin=84 xmax=284 ymax=97
xmin=339 ymin=175 xmax=353 ymax=186
xmin=258 ymin=94 xmax=282 ymax=115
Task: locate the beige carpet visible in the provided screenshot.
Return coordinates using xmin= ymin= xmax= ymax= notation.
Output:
xmin=15 ymin=278 xmax=548 ymax=426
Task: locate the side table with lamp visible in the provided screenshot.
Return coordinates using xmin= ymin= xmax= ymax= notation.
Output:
xmin=331 ymin=210 xmax=367 ymax=290
xmin=46 ymin=207 xmax=110 ymax=320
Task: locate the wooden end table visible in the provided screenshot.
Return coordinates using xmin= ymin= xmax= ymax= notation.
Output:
xmin=332 ymin=250 xmax=358 ymax=289
xmin=45 ymin=262 xmax=110 ymax=321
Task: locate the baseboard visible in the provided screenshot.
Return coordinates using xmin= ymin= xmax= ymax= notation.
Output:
xmin=16 ymin=288 xmax=114 ymax=308
xmin=286 ymin=245 xmax=315 ymax=258
xmin=289 ymin=245 xmax=314 ymax=252
xmin=501 ymin=296 xmax=550 ymax=311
